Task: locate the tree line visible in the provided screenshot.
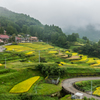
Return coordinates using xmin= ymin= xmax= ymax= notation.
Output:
xmin=73 ymin=40 xmax=100 ymax=58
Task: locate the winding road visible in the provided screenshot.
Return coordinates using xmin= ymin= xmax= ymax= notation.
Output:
xmin=62 ymin=77 xmax=100 ymax=99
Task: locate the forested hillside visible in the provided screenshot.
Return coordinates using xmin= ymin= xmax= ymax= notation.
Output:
xmin=0 ymin=7 xmax=79 ymax=48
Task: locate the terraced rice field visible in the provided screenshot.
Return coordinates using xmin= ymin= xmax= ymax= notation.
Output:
xmin=10 ymin=76 xmax=40 ymax=93
xmin=4 ymin=42 xmax=100 ymax=68
xmin=93 ymin=87 xmax=100 ymax=96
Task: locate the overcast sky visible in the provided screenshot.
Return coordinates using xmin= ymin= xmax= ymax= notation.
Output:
xmin=0 ymin=0 xmax=100 ymax=30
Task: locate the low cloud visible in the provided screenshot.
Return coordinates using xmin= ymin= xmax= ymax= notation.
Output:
xmin=0 ymin=0 xmax=100 ymax=30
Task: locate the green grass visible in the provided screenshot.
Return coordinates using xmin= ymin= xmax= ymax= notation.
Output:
xmin=60 ymin=95 xmax=71 ymax=100
xmin=70 ymin=46 xmax=80 ymax=49
xmin=28 ymin=77 xmax=63 ymax=95
xmin=75 ymin=80 xmax=100 ymax=92
xmin=0 ymin=93 xmax=58 ymax=100
xmin=33 ymin=83 xmax=61 ymax=95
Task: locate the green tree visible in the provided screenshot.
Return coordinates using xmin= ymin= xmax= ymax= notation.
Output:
xmin=6 ymin=26 xmax=17 ymax=35
xmin=82 ymin=36 xmax=88 ymax=40
xmin=22 ymin=25 xmax=27 ymax=34
xmin=0 ymin=27 xmax=4 ymax=34
xmin=72 ymin=33 xmax=79 ymax=38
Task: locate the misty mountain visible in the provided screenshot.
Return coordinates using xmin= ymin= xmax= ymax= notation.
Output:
xmin=64 ymin=24 xmax=100 ymax=42
xmin=0 ymin=7 xmax=42 ymax=26
xmin=0 ymin=7 xmax=69 ymax=49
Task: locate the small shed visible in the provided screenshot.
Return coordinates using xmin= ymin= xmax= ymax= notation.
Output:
xmin=75 ymin=92 xmax=83 ymax=99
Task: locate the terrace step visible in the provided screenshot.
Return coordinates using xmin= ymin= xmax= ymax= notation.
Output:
xmin=0 ymin=72 xmax=18 ymax=79
xmin=0 ymin=69 xmax=11 ymax=74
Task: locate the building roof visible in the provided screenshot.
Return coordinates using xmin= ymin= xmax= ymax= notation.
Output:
xmin=30 ymin=37 xmax=38 ymax=39
xmin=29 ymin=36 xmax=38 ymax=40
xmin=0 ymin=35 xmax=9 ymax=39
xmin=16 ymin=37 xmax=21 ymax=40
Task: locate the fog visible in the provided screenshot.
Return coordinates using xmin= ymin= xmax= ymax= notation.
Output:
xmin=0 ymin=0 xmax=100 ymax=31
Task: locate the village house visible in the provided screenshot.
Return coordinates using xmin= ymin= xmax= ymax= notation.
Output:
xmin=0 ymin=35 xmax=9 ymax=43
xmin=16 ymin=37 xmax=21 ymax=43
xmin=29 ymin=36 xmax=38 ymax=42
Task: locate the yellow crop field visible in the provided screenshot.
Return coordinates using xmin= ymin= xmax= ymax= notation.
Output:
xmin=79 ymin=54 xmax=83 ymax=56
xmin=92 ymin=60 xmax=100 ymax=66
xmin=0 ymin=64 xmax=2 ymax=66
xmin=60 ymin=62 xmax=66 ymax=65
xmin=25 ymin=51 xmax=35 ymax=55
xmin=19 ymin=43 xmax=54 ymax=50
xmin=91 ymin=60 xmax=100 ymax=67
xmin=9 ymin=76 xmax=40 ymax=93
xmin=5 ymin=42 xmax=54 ymax=53
xmin=79 ymin=56 xmax=88 ymax=62
xmin=65 ymin=51 xmax=70 ymax=53
xmin=86 ymin=58 xmax=95 ymax=64
xmin=58 ymin=64 xmax=62 ymax=66
xmin=72 ymin=55 xmax=87 ymax=62
xmin=58 ymin=62 xmax=66 ymax=66
xmin=93 ymin=87 xmax=100 ymax=96
xmin=5 ymin=45 xmax=32 ymax=52
xmin=72 ymin=52 xmax=78 ymax=56
xmin=48 ymin=51 xmax=58 ymax=53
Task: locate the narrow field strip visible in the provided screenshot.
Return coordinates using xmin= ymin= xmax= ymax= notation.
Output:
xmin=9 ymin=76 xmax=40 ymax=93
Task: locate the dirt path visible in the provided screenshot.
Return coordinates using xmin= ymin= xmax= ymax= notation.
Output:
xmin=62 ymin=77 xmax=100 ymax=99
xmin=0 ymin=43 xmax=12 ymax=52
xmin=66 ymin=56 xmax=80 ymax=59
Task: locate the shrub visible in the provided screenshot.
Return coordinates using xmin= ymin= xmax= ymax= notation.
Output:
xmin=40 ymin=57 xmax=47 ymax=62
xmin=35 ymin=64 xmax=66 ymax=76
xmin=68 ymin=53 xmax=72 ymax=57
xmin=84 ymin=96 xmax=88 ymax=100
xmin=12 ymin=42 xmax=18 ymax=45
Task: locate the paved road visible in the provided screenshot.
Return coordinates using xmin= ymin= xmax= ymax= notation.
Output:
xmin=0 ymin=43 xmax=12 ymax=52
xmin=62 ymin=77 xmax=100 ymax=99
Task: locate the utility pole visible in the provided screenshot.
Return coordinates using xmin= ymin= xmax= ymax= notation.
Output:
xmin=5 ymin=57 xmax=6 ymax=69
xmin=91 ymin=80 xmax=92 ymax=95
xmin=15 ymin=36 xmax=16 ymax=43
xmin=47 ymin=39 xmax=48 ymax=44
xmin=39 ymin=50 xmax=40 ymax=63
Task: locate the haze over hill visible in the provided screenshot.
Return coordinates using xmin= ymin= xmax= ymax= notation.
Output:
xmin=64 ymin=24 xmax=100 ymax=41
